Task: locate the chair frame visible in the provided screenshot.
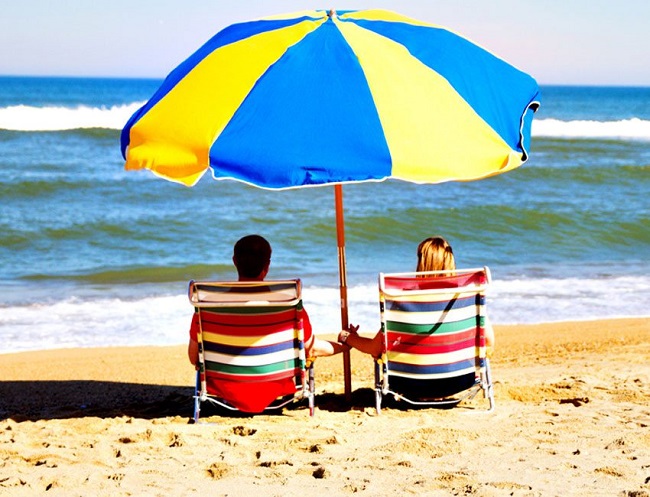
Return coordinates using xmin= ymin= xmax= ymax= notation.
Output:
xmin=188 ymin=279 xmax=315 ymax=422
xmin=375 ymin=267 xmax=494 ymax=413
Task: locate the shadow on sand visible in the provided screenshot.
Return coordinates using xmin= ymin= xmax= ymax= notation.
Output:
xmin=1 ymin=381 xmax=455 ymax=423
xmin=0 ymin=380 xmax=194 ymax=422
xmin=0 ymin=381 xmax=376 ymax=422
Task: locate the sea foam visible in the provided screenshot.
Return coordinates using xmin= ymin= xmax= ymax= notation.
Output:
xmin=1 ymin=274 xmax=648 ymax=354
xmin=532 ymin=117 xmax=650 ymax=140
xmin=0 ymin=102 xmax=144 ymax=131
xmin=2 ymin=103 xmax=650 ymax=142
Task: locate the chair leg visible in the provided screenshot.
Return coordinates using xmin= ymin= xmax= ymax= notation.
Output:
xmin=193 ymin=371 xmax=201 ymax=423
xmin=374 ymin=360 xmax=382 ymax=414
xmin=483 ymin=358 xmax=495 ymax=412
xmin=308 ymin=364 xmax=315 ymax=416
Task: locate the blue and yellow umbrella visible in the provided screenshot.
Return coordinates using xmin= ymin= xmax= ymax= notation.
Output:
xmin=121 ymin=9 xmax=540 ymax=397
xmin=122 ymin=9 xmax=539 ymax=187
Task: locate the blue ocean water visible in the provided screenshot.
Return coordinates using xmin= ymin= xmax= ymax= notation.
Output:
xmin=0 ymin=76 xmax=649 ymax=353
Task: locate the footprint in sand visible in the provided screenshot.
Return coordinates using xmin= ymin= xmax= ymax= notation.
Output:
xmin=487 ymin=481 xmax=534 ymax=492
xmin=559 ymin=397 xmax=590 ymax=407
xmin=605 ymin=437 xmax=627 ymax=450
xmin=0 ymin=476 xmax=27 ymax=488
xmin=595 ymin=466 xmax=625 ymax=478
xmin=258 ymin=459 xmax=293 ymax=468
xmin=312 ymin=466 xmax=327 ymax=479
xmin=168 ymin=433 xmax=184 ymax=447
xmin=206 ymin=462 xmax=231 ymax=479
xmin=232 ymin=425 xmax=257 ymax=436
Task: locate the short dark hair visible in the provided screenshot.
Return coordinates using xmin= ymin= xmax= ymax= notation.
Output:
xmin=233 ymin=235 xmax=272 ymax=278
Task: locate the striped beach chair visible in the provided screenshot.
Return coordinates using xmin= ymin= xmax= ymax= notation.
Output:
xmin=188 ymin=279 xmax=315 ymax=421
xmin=375 ymin=268 xmax=494 ymax=413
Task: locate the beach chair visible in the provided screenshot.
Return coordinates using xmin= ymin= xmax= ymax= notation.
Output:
xmin=375 ymin=268 xmax=494 ymax=413
xmin=188 ymin=279 xmax=315 ymax=422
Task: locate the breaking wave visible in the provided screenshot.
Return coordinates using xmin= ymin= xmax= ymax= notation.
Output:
xmin=2 ymin=103 xmax=650 ymax=142
xmin=0 ymin=102 xmax=144 ymax=131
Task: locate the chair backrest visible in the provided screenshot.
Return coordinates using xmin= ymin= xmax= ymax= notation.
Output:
xmin=188 ymin=279 xmax=307 ymax=388
xmin=378 ymin=268 xmax=491 ymax=382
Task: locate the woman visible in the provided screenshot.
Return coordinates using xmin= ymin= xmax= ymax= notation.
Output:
xmin=338 ymin=236 xmax=495 ymax=357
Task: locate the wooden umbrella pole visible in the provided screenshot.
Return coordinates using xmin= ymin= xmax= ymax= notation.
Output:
xmin=334 ymin=184 xmax=352 ymax=402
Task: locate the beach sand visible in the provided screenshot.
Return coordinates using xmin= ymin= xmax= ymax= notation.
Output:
xmin=1 ymin=318 xmax=649 ymax=496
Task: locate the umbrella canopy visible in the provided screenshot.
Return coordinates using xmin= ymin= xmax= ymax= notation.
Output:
xmin=121 ymin=9 xmax=540 ymax=188
xmin=121 ymin=9 xmax=540 ymax=400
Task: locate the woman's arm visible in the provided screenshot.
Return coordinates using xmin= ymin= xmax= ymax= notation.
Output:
xmin=339 ymin=325 xmax=383 ymax=358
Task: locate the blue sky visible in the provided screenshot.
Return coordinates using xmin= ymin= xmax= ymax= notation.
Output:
xmin=1 ymin=0 xmax=649 ymax=86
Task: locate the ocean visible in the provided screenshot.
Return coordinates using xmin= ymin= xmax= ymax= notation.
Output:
xmin=1 ymin=76 xmax=648 ymax=354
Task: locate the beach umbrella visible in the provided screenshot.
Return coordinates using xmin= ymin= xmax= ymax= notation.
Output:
xmin=121 ymin=9 xmax=541 ymax=400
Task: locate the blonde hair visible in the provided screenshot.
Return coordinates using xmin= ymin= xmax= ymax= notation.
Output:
xmin=416 ymin=236 xmax=455 ymax=272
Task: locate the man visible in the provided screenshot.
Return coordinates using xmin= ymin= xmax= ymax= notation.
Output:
xmin=188 ymin=234 xmax=345 ymax=365
xmin=187 ymin=234 xmax=345 ymax=412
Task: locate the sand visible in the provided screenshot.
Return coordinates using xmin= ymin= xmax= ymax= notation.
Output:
xmin=1 ymin=318 xmax=649 ymax=496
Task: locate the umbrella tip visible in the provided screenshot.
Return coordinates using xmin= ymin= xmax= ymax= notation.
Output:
xmin=328 ymin=9 xmax=336 ymax=18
